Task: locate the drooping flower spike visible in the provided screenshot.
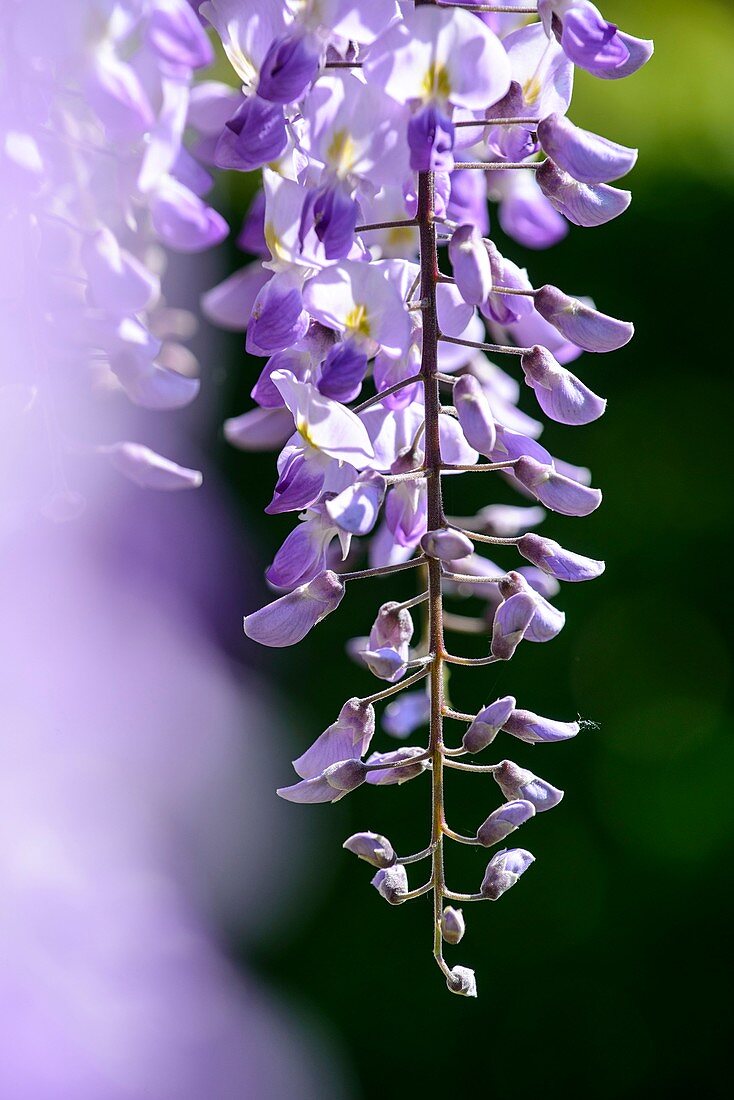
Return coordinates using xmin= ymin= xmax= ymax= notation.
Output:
xmin=205 ymin=0 xmax=652 ymax=995
xmin=3 ymin=0 xmax=224 ymax=512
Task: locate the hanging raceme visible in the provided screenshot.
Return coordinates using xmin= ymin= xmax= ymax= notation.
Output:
xmin=201 ymin=0 xmax=652 ymax=996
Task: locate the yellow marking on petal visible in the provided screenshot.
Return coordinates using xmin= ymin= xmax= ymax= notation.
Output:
xmin=523 ymin=75 xmax=542 ymax=106
xmin=421 ymin=62 xmax=452 ymax=103
xmin=264 ymin=221 xmax=288 ymax=263
xmin=297 ymin=416 xmax=316 ymax=449
xmin=326 ymin=128 xmax=356 ymax=176
xmin=345 ymin=304 xmax=371 ymax=339
xmin=387 ymin=227 xmax=415 ymax=250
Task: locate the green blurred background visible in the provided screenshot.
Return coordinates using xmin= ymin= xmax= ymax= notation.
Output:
xmin=204 ymin=2 xmax=734 ymax=1094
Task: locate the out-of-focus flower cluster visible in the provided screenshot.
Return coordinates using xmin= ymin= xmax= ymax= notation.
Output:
xmin=1 ymin=0 xmax=227 ymax=516
xmin=200 ymin=0 xmax=651 ymax=994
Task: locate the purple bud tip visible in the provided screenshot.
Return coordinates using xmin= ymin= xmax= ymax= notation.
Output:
xmin=462 ymin=696 xmax=517 ymax=754
xmin=446 ymin=965 xmax=477 ymax=998
xmin=371 ymin=864 xmax=409 ymax=905
xmin=421 ymin=528 xmax=475 ymax=561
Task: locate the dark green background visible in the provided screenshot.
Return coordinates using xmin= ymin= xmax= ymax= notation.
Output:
xmin=202 ymin=3 xmax=733 ymax=1094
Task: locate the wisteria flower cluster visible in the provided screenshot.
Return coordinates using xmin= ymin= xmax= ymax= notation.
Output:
xmin=202 ymin=0 xmax=652 ymax=996
xmin=1 ymin=0 xmax=225 ymax=513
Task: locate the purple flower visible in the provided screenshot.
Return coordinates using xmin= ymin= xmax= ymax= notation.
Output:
xmin=365 ymin=747 xmax=429 ymax=785
xmin=491 ymin=592 xmax=537 ymax=660
xmin=514 ymin=455 xmax=602 ymax=516
xmin=277 ymin=758 xmax=367 ymax=804
xmin=318 ymin=339 xmax=368 ymax=401
xmin=215 ymin=96 xmax=288 ymax=172
xmin=463 ymin=696 xmax=517 ymax=754
xmin=421 ymin=528 xmax=475 ymax=562
xmin=243 ymin=570 xmax=345 ymax=648
xmin=408 ymin=105 xmax=456 ymax=173
xmin=480 ymin=848 xmax=535 ymax=900
xmin=147 ymin=0 xmax=214 ymax=71
xmin=449 ymin=224 xmax=493 ymax=306
xmin=299 ymin=180 xmax=359 ymax=261
xmin=521 ymin=344 xmax=606 ymax=425
xmin=150 ymin=178 xmax=228 ymax=252
xmin=534 ymin=284 xmax=634 ymax=353
xmin=517 ymin=533 xmax=605 ymax=582
xmin=326 ymin=471 xmax=387 ymax=535
xmin=372 ymin=864 xmax=409 ymax=905
xmin=539 ymin=1 xmax=653 ymax=80
xmin=494 ymin=761 xmax=564 ymax=812
xmin=344 ymin=831 xmax=396 ymax=868
xmin=503 ymin=708 xmax=580 ymax=743
xmin=538 ymin=113 xmax=638 ymax=184
xmin=453 ymin=374 xmax=498 ymax=455
xmin=477 ymin=800 xmax=536 ymax=847
xmin=536 ymin=159 xmax=632 ymax=227
xmin=293 ymin=699 xmax=375 ymax=780
xmin=258 ymin=30 xmax=322 ymax=104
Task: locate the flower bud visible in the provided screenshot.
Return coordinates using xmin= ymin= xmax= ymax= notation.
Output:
xmin=448 ymin=224 xmax=492 ymax=306
xmin=536 ymin=159 xmax=631 ymax=227
xmin=446 ymin=965 xmax=477 ymax=998
xmin=493 ymin=761 xmax=564 ymax=812
xmin=537 ymin=113 xmax=637 ymax=185
xmin=498 ymin=570 xmax=565 ymax=644
xmin=421 ymin=528 xmax=475 ymax=561
xmin=520 ymin=344 xmax=606 ymax=426
xmin=441 ymin=906 xmax=465 ymax=945
xmin=534 ymin=284 xmax=634 ymax=353
xmin=462 ymin=696 xmax=516 ymax=754
xmin=517 ymin=533 xmax=605 ymax=582
xmin=365 ymin=747 xmax=428 ymax=786
xmin=371 ymin=864 xmax=409 ymax=905
xmin=514 ymin=455 xmax=602 ymax=517
xmin=453 ymin=374 xmax=497 ymax=455
xmin=343 ymin=831 xmax=396 ymax=869
xmin=370 ymin=603 xmax=414 ymax=650
xmin=324 ymin=758 xmax=367 ymax=792
xmin=480 ymin=848 xmax=535 ymax=900
xmin=476 ymin=800 xmax=536 ymax=847
xmin=490 ymin=592 xmax=536 ymax=660
xmin=503 ymin=709 xmax=580 ymax=744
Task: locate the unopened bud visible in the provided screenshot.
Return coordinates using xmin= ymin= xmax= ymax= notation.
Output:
xmin=440 ymin=906 xmax=465 ymax=945
xmin=343 ymin=831 xmax=396 ymax=868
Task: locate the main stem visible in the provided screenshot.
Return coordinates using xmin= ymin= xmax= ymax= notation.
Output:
xmin=417 ymin=170 xmax=450 ymax=980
